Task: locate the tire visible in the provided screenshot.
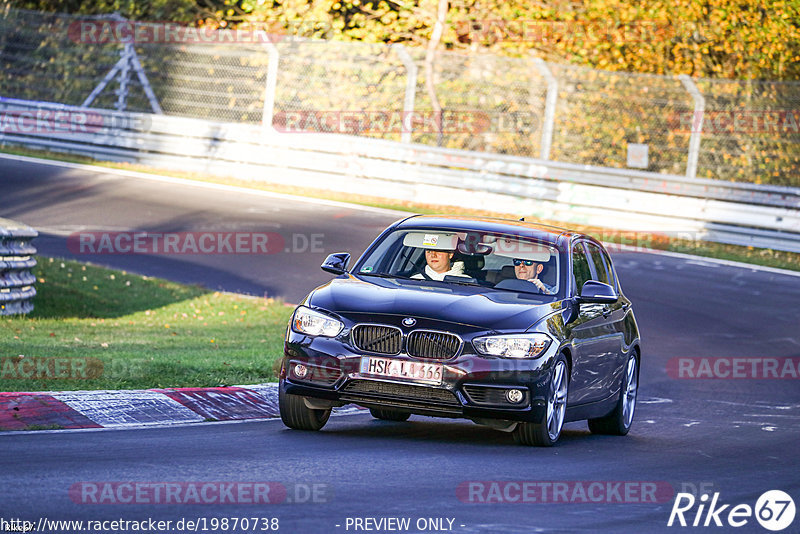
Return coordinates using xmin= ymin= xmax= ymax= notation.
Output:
xmin=513 ymin=354 xmax=569 ymax=447
xmin=588 ymin=352 xmax=638 ymax=436
xmin=278 ymin=380 xmax=331 ymax=431
xmin=369 ymin=408 xmax=411 ymax=422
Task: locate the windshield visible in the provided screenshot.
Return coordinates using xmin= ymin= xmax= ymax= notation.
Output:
xmin=355 ymin=228 xmax=562 ymax=297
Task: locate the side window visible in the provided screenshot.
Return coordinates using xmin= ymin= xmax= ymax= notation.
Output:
xmin=600 ymin=249 xmax=617 ymax=288
xmin=572 ymin=243 xmax=592 ymax=294
xmin=585 ymin=243 xmax=611 ymax=285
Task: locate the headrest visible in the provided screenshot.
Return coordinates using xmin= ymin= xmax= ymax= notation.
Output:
xmin=500 ymin=265 xmax=516 ymax=278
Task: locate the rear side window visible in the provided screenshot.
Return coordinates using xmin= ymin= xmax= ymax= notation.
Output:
xmin=599 ymin=248 xmax=617 ymax=288
xmin=585 ymin=242 xmax=611 ymax=286
xmin=572 ymin=243 xmax=592 ymax=293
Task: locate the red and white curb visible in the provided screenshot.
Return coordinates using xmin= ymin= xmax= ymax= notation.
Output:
xmin=0 ymin=383 xmax=363 ymax=431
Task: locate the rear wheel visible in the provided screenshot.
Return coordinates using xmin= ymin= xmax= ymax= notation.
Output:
xmin=588 ymin=352 xmax=638 ymax=436
xmin=369 ymin=408 xmax=411 ymax=421
xmin=278 ymin=380 xmax=331 ymax=431
xmin=513 ymin=354 xmax=569 ymax=447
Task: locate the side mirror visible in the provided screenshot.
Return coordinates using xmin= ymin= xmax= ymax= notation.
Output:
xmin=577 ymin=280 xmax=618 ymax=304
xmin=321 ymin=253 xmax=350 ymax=275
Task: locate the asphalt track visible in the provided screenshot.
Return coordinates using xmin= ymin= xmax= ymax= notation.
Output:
xmin=1 ymin=155 xmax=800 ymax=533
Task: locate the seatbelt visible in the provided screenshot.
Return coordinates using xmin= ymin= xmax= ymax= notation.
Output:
xmin=419 ymin=267 xmax=434 ymax=280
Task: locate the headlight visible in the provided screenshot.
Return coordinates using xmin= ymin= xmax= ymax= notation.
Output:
xmin=292 ymin=306 xmax=344 ymax=337
xmin=472 ymin=333 xmax=551 ymax=358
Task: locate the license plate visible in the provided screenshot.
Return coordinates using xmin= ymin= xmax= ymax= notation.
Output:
xmin=360 ymin=357 xmax=443 ymax=384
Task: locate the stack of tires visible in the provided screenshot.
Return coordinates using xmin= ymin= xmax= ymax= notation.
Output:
xmin=0 ymin=218 xmax=38 ymax=315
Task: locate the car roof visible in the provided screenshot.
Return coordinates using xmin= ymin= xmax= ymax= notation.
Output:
xmin=395 ymin=215 xmax=581 ymax=246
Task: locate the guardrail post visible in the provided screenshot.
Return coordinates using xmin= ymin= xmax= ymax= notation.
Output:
xmin=261 ymin=41 xmax=279 ymax=132
xmin=533 ymin=57 xmax=557 ymax=161
xmin=391 ymin=44 xmax=417 ymax=143
xmin=678 ymin=74 xmax=704 ymax=180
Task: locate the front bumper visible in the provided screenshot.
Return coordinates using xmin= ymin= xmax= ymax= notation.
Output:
xmin=282 ymin=330 xmax=559 ymax=423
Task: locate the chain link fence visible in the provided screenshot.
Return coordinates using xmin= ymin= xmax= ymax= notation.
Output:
xmin=1 ymin=7 xmax=798 ymax=186
xmin=694 ymin=78 xmax=800 ymax=186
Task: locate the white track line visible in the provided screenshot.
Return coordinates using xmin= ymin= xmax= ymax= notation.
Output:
xmin=0 ymin=152 xmax=410 ymax=217
xmin=610 ymin=243 xmax=800 ymax=278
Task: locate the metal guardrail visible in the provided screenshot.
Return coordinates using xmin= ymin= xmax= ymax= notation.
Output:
xmin=0 ymin=217 xmax=37 ymax=315
xmin=1 ymin=97 xmax=799 ymax=252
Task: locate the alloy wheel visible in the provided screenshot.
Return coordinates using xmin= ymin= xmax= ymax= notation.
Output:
xmin=547 ymin=360 xmax=568 ymax=441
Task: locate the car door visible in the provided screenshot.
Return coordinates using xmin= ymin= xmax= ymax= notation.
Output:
xmin=582 ymin=241 xmax=627 ymax=400
xmin=566 ymin=241 xmax=609 ymax=404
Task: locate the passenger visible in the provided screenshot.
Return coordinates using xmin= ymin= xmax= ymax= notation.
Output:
xmin=514 ymin=259 xmax=556 ymax=294
xmin=412 ymin=249 xmax=468 ymax=281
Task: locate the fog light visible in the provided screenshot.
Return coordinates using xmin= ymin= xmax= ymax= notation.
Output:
xmin=506 ymin=389 xmax=524 ymax=404
xmin=293 ymin=364 xmax=308 ymax=379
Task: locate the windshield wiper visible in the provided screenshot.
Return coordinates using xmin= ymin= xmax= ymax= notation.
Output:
xmin=359 ymin=273 xmax=484 ymax=287
xmin=442 ymin=279 xmax=484 ymax=287
xmin=358 ymin=272 xmax=411 ymax=280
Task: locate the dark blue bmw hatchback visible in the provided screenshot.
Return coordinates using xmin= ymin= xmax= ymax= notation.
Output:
xmin=279 ymin=215 xmax=641 ymax=446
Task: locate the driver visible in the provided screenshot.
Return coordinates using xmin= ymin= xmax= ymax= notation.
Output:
xmin=412 ymin=249 xmax=468 ymax=281
xmin=514 ymin=259 xmax=556 ymax=294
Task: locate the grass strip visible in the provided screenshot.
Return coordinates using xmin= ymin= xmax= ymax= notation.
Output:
xmin=0 ymin=257 xmax=292 ymax=392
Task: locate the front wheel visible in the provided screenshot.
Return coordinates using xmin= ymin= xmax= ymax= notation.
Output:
xmin=588 ymin=352 xmax=638 ymax=436
xmin=513 ymin=354 xmax=569 ymax=447
xmin=278 ymin=380 xmax=331 ymax=431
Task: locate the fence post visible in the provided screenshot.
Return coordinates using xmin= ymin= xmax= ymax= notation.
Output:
xmin=261 ymin=41 xmax=279 ymax=132
xmin=533 ymin=57 xmax=557 ymax=161
xmin=391 ymin=44 xmax=417 ymax=143
xmin=678 ymin=74 xmax=704 ymax=180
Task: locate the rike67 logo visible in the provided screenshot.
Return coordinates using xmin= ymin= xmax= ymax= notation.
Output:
xmin=668 ymin=490 xmax=796 ymax=531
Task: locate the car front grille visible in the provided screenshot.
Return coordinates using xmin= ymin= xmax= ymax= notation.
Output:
xmin=342 ymin=380 xmax=460 ymax=406
xmin=407 ymin=330 xmax=461 ymax=360
xmin=351 ymin=324 xmax=402 ymax=355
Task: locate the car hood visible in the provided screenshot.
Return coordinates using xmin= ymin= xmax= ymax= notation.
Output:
xmin=306 ymin=275 xmax=561 ymax=331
